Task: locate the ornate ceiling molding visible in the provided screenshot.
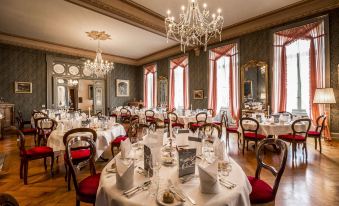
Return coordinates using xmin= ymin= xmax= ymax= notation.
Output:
xmin=0 ymin=32 xmax=138 ymax=65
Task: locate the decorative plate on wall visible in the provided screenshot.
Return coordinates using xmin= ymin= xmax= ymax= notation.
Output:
xmin=69 ymin=66 xmax=79 ymax=75
xmin=53 ymin=64 xmax=65 ymax=74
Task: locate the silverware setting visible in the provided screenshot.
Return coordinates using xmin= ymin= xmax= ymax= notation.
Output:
xmin=168 ymin=179 xmax=196 ymax=205
xmin=219 ymin=178 xmax=236 ymax=189
xmin=123 ymin=180 xmax=151 ymax=198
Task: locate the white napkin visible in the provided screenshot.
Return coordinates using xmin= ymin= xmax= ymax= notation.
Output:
xmin=213 ymin=138 xmax=225 ymax=161
xmin=120 ymin=138 xmax=132 ymax=159
xmin=115 ymin=158 xmax=134 ymax=190
xmin=176 ymin=133 xmax=189 ymax=147
xmin=198 ymin=161 xmax=219 ymax=194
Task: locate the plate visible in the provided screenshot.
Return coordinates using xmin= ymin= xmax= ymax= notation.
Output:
xmin=156 ymin=189 xmax=183 ymax=206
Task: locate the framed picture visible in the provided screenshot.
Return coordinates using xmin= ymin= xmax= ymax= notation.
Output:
xmin=116 ymin=79 xmax=130 ymax=97
xmin=193 ymin=90 xmax=204 ymax=99
xmin=14 ymin=82 xmax=32 ymax=93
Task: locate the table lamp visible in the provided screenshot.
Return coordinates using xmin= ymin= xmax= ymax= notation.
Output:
xmin=313 ymin=88 xmax=336 ymax=140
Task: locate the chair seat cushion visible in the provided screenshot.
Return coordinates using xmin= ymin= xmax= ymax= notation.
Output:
xmin=78 ymin=173 xmax=101 ymax=198
xmin=146 ymin=117 xmax=156 ymax=122
xmin=307 ymin=131 xmax=321 ymax=136
xmin=64 ymin=149 xmax=90 ymax=161
xmin=121 ymin=114 xmax=130 ymax=117
xmin=226 ymin=127 xmax=239 ymax=133
xmin=112 ymin=135 xmax=128 ymax=145
xmin=172 ymin=123 xmax=184 ymax=128
xmin=278 ymin=134 xmax=305 ymax=141
xmin=248 ymin=176 xmax=274 ymax=204
xmin=164 ymin=119 xmax=169 ymax=124
xmin=21 ymin=128 xmax=36 ymax=133
xmin=190 ymin=123 xmax=202 ymax=128
xmin=213 ymin=122 xmax=222 ymax=126
xmin=244 ymin=132 xmax=266 ymax=139
xmin=25 ymin=146 xmax=53 ymax=157
xmin=110 ymin=114 xmax=117 ymax=117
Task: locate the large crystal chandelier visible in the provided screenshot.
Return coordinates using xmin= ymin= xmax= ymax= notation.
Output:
xmin=165 ymin=0 xmax=224 ymax=52
xmin=85 ymin=31 xmax=114 ymax=78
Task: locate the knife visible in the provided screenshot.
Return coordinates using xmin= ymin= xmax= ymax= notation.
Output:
xmin=123 ymin=180 xmax=151 ymax=195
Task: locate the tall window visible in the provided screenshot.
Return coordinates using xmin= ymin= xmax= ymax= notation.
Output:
xmin=208 ymin=43 xmax=239 ymax=120
xmin=169 ymin=56 xmax=189 ymax=110
xmin=144 ymin=64 xmax=157 ymax=108
xmin=286 ymin=39 xmax=310 ymax=114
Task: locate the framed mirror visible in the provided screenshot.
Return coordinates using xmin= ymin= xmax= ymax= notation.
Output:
xmin=240 ymin=60 xmax=268 ymax=114
xmin=158 ymin=76 xmax=168 ymax=107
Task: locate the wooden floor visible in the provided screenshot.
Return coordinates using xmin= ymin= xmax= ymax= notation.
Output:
xmin=1 ymin=131 xmax=339 ymax=206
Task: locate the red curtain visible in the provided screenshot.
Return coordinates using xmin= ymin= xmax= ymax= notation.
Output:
xmin=272 ymin=20 xmax=327 ymax=135
xmin=144 ymin=64 xmax=157 ymax=108
xmin=208 ymin=44 xmax=239 ymax=120
xmin=169 ymin=56 xmax=189 ymax=110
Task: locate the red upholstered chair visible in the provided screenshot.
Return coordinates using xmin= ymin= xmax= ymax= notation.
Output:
xmin=0 ymin=193 xmax=19 ymax=206
xmin=225 ymin=114 xmax=240 ymax=148
xmin=248 ymin=138 xmax=288 ymax=205
xmin=63 ymin=128 xmax=97 ymax=191
xmin=36 ymin=117 xmax=57 ymax=146
xmin=207 ymin=108 xmax=214 ymax=116
xmin=278 ymin=118 xmax=311 ymax=160
xmin=32 ymin=111 xmax=48 ymax=145
xmin=111 ymin=121 xmax=138 ymax=157
xmin=240 ymin=117 xmax=266 ymax=155
xmin=198 ymin=123 xmax=221 ymax=140
xmin=145 ymin=110 xmax=157 ymax=124
xmin=16 ymin=128 xmax=54 ymax=185
xmin=189 ymin=112 xmax=207 ymax=133
xmin=65 ymin=135 xmax=100 ymax=206
xmin=18 ymin=110 xmax=31 ymax=126
xmin=307 ymin=115 xmax=326 ymax=153
xmin=165 ymin=112 xmax=184 ymax=129
xmin=120 ymin=107 xmax=131 ymax=123
xmin=16 ymin=116 xmax=36 ymax=138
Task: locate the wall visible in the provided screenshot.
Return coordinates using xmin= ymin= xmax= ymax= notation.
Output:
xmin=77 ymin=79 xmax=94 ymax=111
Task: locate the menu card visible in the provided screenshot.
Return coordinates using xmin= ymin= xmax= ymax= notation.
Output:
xmin=178 ymin=148 xmax=197 ymax=177
xmin=144 ymin=145 xmax=153 ymax=177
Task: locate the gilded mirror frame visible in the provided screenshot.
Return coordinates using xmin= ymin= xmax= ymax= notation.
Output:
xmin=240 ymin=60 xmax=268 ymax=114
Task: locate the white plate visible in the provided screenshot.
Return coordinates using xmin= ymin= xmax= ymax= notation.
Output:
xmin=156 ymin=189 xmax=183 ymax=206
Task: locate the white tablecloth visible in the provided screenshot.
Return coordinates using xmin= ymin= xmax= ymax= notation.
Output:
xmin=96 ymin=149 xmax=251 ymax=206
xmin=239 ymin=122 xmax=308 ymax=136
xmin=47 ymin=124 xmax=126 ymax=159
xmin=177 ymin=115 xmax=213 ymax=128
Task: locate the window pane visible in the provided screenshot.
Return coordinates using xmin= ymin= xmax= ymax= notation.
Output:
xmin=216 ymin=56 xmax=230 ymax=113
xmin=147 ymin=73 xmax=153 ymax=108
xmin=174 ymin=66 xmax=184 ymax=109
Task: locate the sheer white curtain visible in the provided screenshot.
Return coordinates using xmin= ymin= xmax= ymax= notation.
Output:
xmin=285 ymin=39 xmax=311 ymax=115
xmin=146 ymin=73 xmax=154 ymax=108
xmin=216 ymin=56 xmax=230 ymax=113
xmin=174 ymin=66 xmax=184 ymax=109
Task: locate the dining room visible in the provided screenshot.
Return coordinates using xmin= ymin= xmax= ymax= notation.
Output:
xmin=0 ymin=0 xmax=339 ymax=206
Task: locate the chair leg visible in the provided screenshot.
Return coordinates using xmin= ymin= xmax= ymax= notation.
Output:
xmin=237 ymin=133 xmax=240 ymax=149
xmin=242 ymin=138 xmax=245 ymax=155
xmin=246 ymin=140 xmax=249 ymax=151
xmin=319 ymin=136 xmax=322 ymax=153
xmin=20 ymin=159 xmax=23 ymax=179
xmin=64 ymin=163 xmax=68 ymax=182
xmin=111 ymin=144 xmax=115 ymax=157
xmin=50 ymin=155 xmax=54 ymax=176
xmin=44 ymin=157 xmax=47 ymax=171
xmin=76 ymin=199 xmax=80 ymax=206
xmin=314 ymin=138 xmax=317 ymax=150
xmin=24 ymin=160 xmax=28 ymax=185
xmin=67 ymin=168 xmax=72 ymax=191
xmin=304 ymin=143 xmax=308 ymax=160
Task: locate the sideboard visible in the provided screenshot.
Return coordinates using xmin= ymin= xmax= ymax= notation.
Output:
xmin=0 ymin=103 xmax=15 ymax=139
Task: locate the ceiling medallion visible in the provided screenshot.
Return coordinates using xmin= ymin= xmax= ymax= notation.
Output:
xmin=84 ymin=31 xmax=114 ymax=78
xmin=165 ymin=0 xmax=224 ymax=52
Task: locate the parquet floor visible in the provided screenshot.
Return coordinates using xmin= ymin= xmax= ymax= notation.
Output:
xmin=0 ymin=131 xmax=339 ymax=206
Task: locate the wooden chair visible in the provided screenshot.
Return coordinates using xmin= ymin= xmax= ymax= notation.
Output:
xmin=248 ymin=138 xmax=288 ymax=205
xmin=18 ymin=110 xmax=31 ymax=126
xmin=277 ymin=111 xmax=293 ymax=120
xmin=16 ymin=116 xmax=36 ymax=139
xmin=207 ymin=108 xmax=214 ymax=116
xmin=240 ymin=117 xmax=266 ymax=155
xmin=307 ymin=115 xmax=326 ymax=153
xmin=63 ymin=128 xmax=97 ymax=191
xmin=111 ymin=121 xmax=138 ymax=157
xmin=145 ymin=110 xmax=156 ymax=125
xmin=225 ymin=114 xmax=240 ymax=148
xmin=0 ymin=193 xmax=19 ymax=206
xmin=189 ymin=112 xmax=207 ymax=133
xmin=65 ymin=135 xmax=100 ymax=206
xmin=16 ymin=128 xmax=54 ymax=185
xmin=164 ymin=112 xmax=184 ymax=129
xmin=278 ymin=118 xmax=311 ymax=160
xmin=36 ymin=117 xmax=57 ymax=146
xmin=198 ymin=123 xmax=221 ymax=140
xmin=120 ymin=107 xmax=131 ymax=123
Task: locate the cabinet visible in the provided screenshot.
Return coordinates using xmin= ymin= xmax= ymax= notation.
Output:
xmin=0 ymin=103 xmax=15 ymax=139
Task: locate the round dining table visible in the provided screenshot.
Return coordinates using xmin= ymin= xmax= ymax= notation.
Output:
xmin=96 ymin=140 xmax=252 ymax=206
xmin=47 ymin=123 xmax=126 ymax=160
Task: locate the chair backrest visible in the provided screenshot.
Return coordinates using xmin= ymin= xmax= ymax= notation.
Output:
xmin=15 ymin=128 xmax=27 ymax=156
xmin=167 ymin=112 xmax=178 ymax=123
xmin=0 ymin=193 xmax=19 ymax=206
xmin=198 ymin=123 xmax=221 ymax=139
xmin=145 ymin=110 xmax=155 ymax=118
xmin=291 ymin=118 xmax=311 ymax=140
xmin=129 ymin=115 xmax=139 ymax=123
xmin=196 ymin=112 xmax=207 ymax=124
xmin=65 ymin=135 xmax=97 ymax=195
xmin=96 ymin=111 xmax=102 ymax=117
xmin=120 ymin=108 xmax=131 ymax=116
xmin=255 ymin=138 xmax=288 ymax=199
xmin=277 ymin=111 xmax=293 ymax=120
xmin=32 ymin=111 xmax=48 ymax=128
xmin=126 ymin=122 xmax=139 ymax=143
xmin=315 ymin=115 xmax=326 ymax=133
xmin=62 ymin=128 xmax=97 ymax=147
xmin=36 ymin=117 xmax=57 ymax=135
xmin=240 ymin=117 xmax=260 ymax=134
xmin=207 ymin=108 xmax=214 ymax=116
xmin=16 ymin=117 xmax=24 ymax=130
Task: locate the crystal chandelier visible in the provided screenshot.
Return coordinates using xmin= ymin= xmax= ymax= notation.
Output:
xmin=165 ymin=0 xmax=224 ymax=52
xmin=85 ymin=31 xmax=114 ymax=78
xmin=67 ymin=79 xmax=78 ymax=87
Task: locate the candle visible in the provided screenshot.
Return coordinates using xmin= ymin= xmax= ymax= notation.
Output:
xmin=88 ymin=107 xmax=91 ymax=118
xmin=267 ymin=105 xmax=270 ymax=117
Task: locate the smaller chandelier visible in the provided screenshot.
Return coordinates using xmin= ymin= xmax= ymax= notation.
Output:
xmin=165 ymin=0 xmax=224 ymax=52
xmin=85 ymin=31 xmax=114 ymax=78
xmin=67 ymin=79 xmax=78 ymax=87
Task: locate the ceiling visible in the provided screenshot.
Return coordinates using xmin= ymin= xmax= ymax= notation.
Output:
xmin=0 ymin=0 xmax=307 ymax=61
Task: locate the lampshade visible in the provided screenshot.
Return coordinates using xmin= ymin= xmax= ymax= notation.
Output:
xmin=313 ymin=88 xmax=336 ymax=104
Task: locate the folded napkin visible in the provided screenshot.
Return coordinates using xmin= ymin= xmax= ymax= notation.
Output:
xmin=198 ymin=161 xmax=219 ymax=194
xmin=213 ymin=138 xmax=226 ymax=161
xmin=176 ymin=133 xmax=189 ymax=147
xmin=120 ymin=138 xmax=132 ymax=159
xmin=115 ymin=158 xmax=134 ymax=190
xmin=188 ymin=136 xmax=202 ymax=156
